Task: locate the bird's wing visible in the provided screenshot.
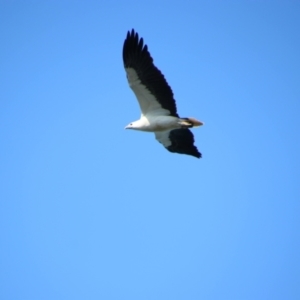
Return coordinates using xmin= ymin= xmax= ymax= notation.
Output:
xmin=155 ymin=129 xmax=201 ymax=158
xmin=123 ymin=29 xmax=178 ymax=117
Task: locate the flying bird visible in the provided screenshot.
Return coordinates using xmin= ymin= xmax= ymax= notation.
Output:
xmin=123 ymin=29 xmax=204 ymax=158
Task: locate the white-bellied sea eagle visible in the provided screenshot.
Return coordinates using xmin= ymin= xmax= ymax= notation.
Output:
xmin=123 ymin=29 xmax=203 ymax=158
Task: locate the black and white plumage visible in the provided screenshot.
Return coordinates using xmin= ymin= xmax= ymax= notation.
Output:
xmin=123 ymin=29 xmax=203 ymax=158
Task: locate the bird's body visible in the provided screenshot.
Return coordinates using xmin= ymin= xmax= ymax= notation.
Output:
xmin=126 ymin=115 xmax=177 ymax=132
xmin=123 ymin=29 xmax=204 ymax=158
xmin=127 ymin=115 xmax=202 ymax=132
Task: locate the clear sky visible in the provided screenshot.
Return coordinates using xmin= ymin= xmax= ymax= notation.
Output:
xmin=1 ymin=1 xmax=299 ymax=299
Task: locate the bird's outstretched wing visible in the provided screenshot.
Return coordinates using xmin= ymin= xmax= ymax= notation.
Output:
xmin=155 ymin=129 xmax=201 ymax=158
xmin=123 ymin=29 xmax=178 ymax=117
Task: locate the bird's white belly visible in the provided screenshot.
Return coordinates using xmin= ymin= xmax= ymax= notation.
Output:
xmin=145 ymin=116 xmax=179 ymax=132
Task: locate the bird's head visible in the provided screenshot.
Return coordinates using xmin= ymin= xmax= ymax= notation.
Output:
xmin=125 ymin=121 xmax=138 ymax=130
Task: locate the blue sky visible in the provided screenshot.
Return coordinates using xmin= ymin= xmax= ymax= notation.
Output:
xmin=1 ymin=1 xmax=300 ymax=299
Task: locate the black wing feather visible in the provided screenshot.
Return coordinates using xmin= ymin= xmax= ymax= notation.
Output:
xmin=167 ymin=129 xmax=201 ymax=158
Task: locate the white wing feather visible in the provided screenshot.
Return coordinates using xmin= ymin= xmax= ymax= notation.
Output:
xmin=155 ymin=130 xmax=172 ymax=147
xmin=126 ymin=68 xmax=171 ymax=117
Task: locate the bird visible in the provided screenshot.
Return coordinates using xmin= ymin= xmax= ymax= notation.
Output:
xmin=123 ymin=29 xmax=204 ymax=158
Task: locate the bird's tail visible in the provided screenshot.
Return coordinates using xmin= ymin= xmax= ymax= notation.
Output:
xmin=179 ymin=117 xmax=204 ymax=128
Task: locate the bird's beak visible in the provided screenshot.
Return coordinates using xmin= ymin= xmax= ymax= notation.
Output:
xmin=125 ymin=125 xmax=129 ymax=129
